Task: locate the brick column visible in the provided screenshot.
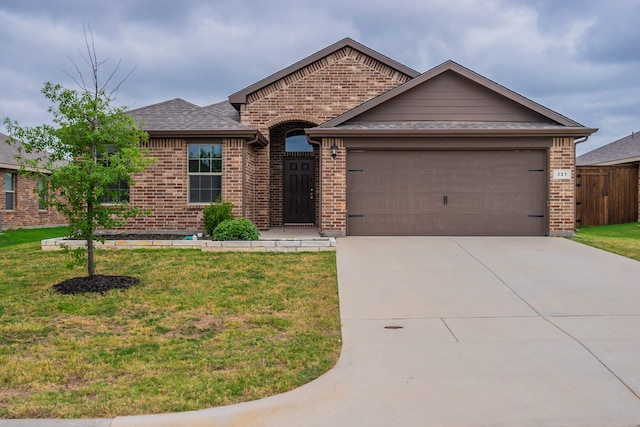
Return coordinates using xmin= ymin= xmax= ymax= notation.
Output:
xmin=320 ymin=138 xmax=346 ymax=236
xmin=222 ymin=138 xmax=244 ymax=218
xmin=548 ymin=137 xmax=576 ymax=236
xmin=253 ymin=144 xmax=271 ymax=230
xmin=637 ymin=163 xmax=640 ymax=222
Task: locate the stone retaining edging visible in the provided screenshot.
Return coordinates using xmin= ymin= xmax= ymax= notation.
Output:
xmin=41 ymin=237 xmax=336 ymax=252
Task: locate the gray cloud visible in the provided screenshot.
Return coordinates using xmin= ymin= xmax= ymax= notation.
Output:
xmin=1 ymin=0 xmax=638 ymax=154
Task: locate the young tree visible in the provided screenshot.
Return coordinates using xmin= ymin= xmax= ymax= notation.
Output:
xmin=3 ymin=30 xmax=154 ymax=278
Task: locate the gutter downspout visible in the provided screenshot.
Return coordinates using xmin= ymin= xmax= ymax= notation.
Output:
xmin=242 ymin=133 xmax=263 ymax=219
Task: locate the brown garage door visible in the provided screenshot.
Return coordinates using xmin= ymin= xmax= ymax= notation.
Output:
xmin=347 ymin=150 xmax=547 ymax=236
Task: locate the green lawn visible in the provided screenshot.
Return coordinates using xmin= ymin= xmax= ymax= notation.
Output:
xmin=571 ymin=222 xmax=640 ymax=261
xmin=0 ymin=228 xmax=341 ymax=418
xmin=0 ymin=226 xmax=69 ymax=248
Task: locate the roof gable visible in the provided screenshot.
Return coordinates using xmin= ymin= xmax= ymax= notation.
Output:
xmin=228 ymin=38 xmax=420 ymax=106
xmin=319 ymin=60 xmax=585 ymax=128
xmin=577 ymin=131 xmax=640 ymax=165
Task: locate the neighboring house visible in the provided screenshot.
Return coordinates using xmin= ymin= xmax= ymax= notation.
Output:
xmin=0 ymin=132 xmax=66 ymax=230
xmin=126 ymin=37 xmax=596 ymax=237
xmin=576 ymin=132 xmax=640 ymax=225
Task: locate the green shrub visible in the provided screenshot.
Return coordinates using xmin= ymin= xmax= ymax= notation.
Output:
xmin=203 ymin=199 xmax=234 ymax=236
xmin=213 ymin=218 xmax=259 ymax=241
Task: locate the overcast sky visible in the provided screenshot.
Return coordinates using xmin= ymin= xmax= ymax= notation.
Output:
xmin=1 ymin=0 xmax=638 ymax=155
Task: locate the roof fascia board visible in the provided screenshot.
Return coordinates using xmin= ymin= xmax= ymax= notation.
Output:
xmin=307 ymin=126 xmax=598 ymax=138
xmin=228 ymin=38 xmax=420 ymax=105
xmin=147 ymin=130 xmax=268 ymax=145
xmin=320 ymin=60 xmax=584 ymax=128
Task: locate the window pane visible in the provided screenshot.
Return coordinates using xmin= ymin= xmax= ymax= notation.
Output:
xmin=38 ymin=178 xmax=46 ymax=210
xmin=5 ymin=173 xmax=14 ymax=191
xmin=286 ymin=134 xmax=313 ymax=152
xmin=189 ymin=174 xmax=221 ymax=203
xmin=189 ymin=159 xmax=201 ymax=173
xmin=188 ymin=145 xmax=202 ymax=159
xmin=212 ymin=159 xmax=222 ymax=173
xmin=6 ymin=192 xmax=14 ymax=210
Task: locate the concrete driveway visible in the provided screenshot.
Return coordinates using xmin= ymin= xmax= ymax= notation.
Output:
xmin=7 ymin=237 xmax=640 ymax=427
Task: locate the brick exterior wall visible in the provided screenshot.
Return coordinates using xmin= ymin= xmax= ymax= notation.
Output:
xmin=239 ymin=46 xmax=412 ymax=230
xmin=221 ymin=138 xmax=245 ymax=219
xmin=0 ymin=169 xmax=66 ymax=230
xmin=320 ymin=138 xmax=346 ymax=236
xmin=548 ymin=137 xmax=576 ymax=236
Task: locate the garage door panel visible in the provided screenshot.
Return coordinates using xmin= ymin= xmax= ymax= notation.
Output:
xmin=347 ymin=150 xmax=547 ymax=236
xmin=349 ymin=192 xmax=447 ymax=214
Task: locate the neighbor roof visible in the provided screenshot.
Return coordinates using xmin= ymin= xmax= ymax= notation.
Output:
xmin=228 ymin=37 xmax=420 ymax=106
xmin=0 ymin=132 xmax=60 ymax=171
xmin=0 ymin=132 xmax=20 ymax=169
xmin=577 ymin=131 xmax=640 ymax=165
xmin=312 ymin=60 xmax=596 ymax=138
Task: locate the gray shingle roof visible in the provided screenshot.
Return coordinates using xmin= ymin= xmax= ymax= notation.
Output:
xmin=127 ymin=98 xmax=250 ymax=131
xmin=0 ymin=132 xmax=52 ymax=170
xmin=203 ymin=101 xmax=240 ymax=122
xmin=577 ymin=131 xmax=640 ymax=165
xmin=0 ymin=132 xmax=19 ymax=168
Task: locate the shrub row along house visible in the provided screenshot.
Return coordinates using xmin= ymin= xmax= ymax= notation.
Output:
xmin=0 ymin=132 xmax=66 ymax=230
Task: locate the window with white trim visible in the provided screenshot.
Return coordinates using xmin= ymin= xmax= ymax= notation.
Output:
xmin=5 ymin=172 xmax=15 ymax=210
xmin=188 ymin=143 xmax=222 ymax=203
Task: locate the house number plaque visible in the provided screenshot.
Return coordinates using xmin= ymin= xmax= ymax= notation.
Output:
xmin=553 ymin=169 xmax=572 ymax=180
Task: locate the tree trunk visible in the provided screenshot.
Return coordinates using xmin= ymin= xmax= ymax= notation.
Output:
xmin=87 ymin=236 xmax=95 ymax=277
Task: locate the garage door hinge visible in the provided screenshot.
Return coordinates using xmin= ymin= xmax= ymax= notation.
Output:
xmin=528 ymin=215 xmax=545 ymax=218
xmin=348 ymin=214 xmax=364 ymax=218
xmin=528 ymin=169 xmax=545 ymax=172
xmin=348 ymin=169 xmax=364 ymax=172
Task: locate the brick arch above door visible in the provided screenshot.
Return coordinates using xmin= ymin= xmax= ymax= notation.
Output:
xmin=269 ymin=121 xmax=320 ymax=227
xmin=265 ymin=114 xmax=321 ymax=132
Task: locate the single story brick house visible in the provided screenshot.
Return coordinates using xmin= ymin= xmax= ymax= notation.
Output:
xmin=126 ymin=38 xmax=596 ymax=237
xmin=0 ymin=132 xmax=66 ymax=230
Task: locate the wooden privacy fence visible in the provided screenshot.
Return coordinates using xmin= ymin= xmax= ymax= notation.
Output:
xmin=576 ymin=164 xmax=639 ymax=227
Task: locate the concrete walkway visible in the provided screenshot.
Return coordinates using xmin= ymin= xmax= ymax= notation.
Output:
xmin=5 ymin=237 xmax=640 ymax=426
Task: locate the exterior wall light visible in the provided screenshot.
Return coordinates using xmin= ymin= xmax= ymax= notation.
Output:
xmin=330 ymin=143 xmax=338 ymax=159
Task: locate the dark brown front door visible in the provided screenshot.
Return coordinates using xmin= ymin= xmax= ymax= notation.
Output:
xmin=284 ymin=158 xmax=315 ymax=224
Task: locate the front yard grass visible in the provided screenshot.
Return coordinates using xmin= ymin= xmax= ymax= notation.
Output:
xmin=571 ymin=222 xmax=640 ymax=261
xmin=0 ymin=229 xmax=341 ymax=418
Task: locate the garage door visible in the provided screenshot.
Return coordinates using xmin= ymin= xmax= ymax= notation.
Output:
xmin=347 ymin=150 xmax=547 ymax=236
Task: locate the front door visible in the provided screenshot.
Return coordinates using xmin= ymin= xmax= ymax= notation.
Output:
xmin=283 ymin=158 xmax=315 ymax=224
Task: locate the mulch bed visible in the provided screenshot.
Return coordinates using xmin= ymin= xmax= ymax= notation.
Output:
xmin=53 ymin=275 xmax=140 ymax=295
